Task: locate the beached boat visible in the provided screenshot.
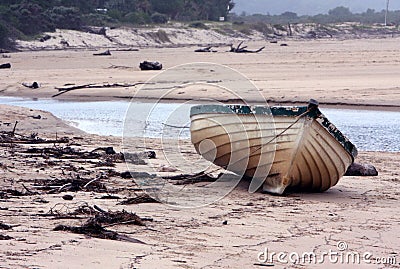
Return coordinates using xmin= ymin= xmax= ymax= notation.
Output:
xmin=190 ymin=100 xmax=358 ymax=194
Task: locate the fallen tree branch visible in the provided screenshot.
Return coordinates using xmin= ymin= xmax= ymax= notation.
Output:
xmin=53 ymin=82 xmax=152 ymax=98
xmin=229 ymin=42 xmax=265 ymax=53
xmin=194 ymin=46 xmax=217 ymax=53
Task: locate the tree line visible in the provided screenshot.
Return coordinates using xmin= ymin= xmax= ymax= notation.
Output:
xmin=0 ymin=0 xmax=234 ymax=49
xmin=232 ymin=6 xmax=400 ymax=26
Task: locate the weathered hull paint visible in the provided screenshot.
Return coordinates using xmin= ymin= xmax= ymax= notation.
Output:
xmin=190 ymin=104 xmax=357 ymax=194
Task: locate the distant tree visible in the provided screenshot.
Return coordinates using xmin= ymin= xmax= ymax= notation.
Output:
xmin=151 ymin=12 xmax=169 ymax=24
xmin=328 ymin=6 xmax=353 ymax=22
xmin=46 ymin=6 xmax=82 ymax=30
xmin=280 ymin=11 xmax=298 ymax=22
xmin=0 ymin=21 xmax=10 ymax=48
xmin=150 ymin=0 xmax=184 ymax=19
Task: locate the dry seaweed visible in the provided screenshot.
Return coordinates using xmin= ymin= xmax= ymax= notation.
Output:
xmin=54 ymin=207 xmax=147 ymax=243
xmin=163 ymin=171 xmax=221 ymax=185
xmin=0 ymin=234 xmax=13 ymax=240
xmin=0 ymin=223 xmax=12 ymax=230
xmin=117 ymin=193 xmax=159 ymax=205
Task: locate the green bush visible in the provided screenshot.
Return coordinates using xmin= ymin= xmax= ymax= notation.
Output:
xmin=123 ymin=12 xmax=151 ymax=25
xmin=83 ymin=13 xmax=115 ymax=26
xmin=46 ymin=6 xmax=82 ymax=30
xmin=151 ymin=12 xmax=168 ymax=24
xmin=188 ymin=21 xmax=209 ymax=29
xmin=0 ymin=22 xmax=9 ymax=48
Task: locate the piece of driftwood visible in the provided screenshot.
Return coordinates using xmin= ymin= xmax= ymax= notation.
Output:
xmin=22 ymin=82 xmax=40 ymax=89
xmin=93 ymin=49 xmax=111 ymax=56
xmin=345 ymin=163 xmax=378 ymax=176
xmin=195 ymin=46 xmax=217 ymax=53
xmin=0 ymin=63 xmax=11 ymax=69
xmin=117 ymin=193 xmax=159 ymax=205
xmin=53 ymin=207 xmax=147 ymax=243
xmin=53 ymin=82 xmax=150 ymax=97
xmin=163 ymin=171 xmax=221 ymax=185
xmin=0 ymin=130 xmax=69 ymax=145
xmin=229 ymin=41 xmax=265 ymax=53
xmin=139 ymin=61 xmax=162 ymax=70
xmin=115 ymin=48 xmax=139 ymax=52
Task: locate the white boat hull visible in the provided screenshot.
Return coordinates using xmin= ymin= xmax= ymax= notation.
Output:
xmin=190 ymin=105 xmax=356 ymax=194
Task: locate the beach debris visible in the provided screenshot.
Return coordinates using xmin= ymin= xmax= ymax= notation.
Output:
xmin=139 ymin=61 xmax=162 ymax=70
xmin=11 ymin=121 xmax=18 ymax=136
xmin=93 ymin=49 xmax=111 ymax=56
xmin=222 ymin=220 xmax=228 ymax=225
xmin=195 ymin=46 xmax=217 ymax=53
xmin=96 ymin=194 xmax=121 ymax=200
xmin=60 ymin=40 xmax=69 ymax=47
xmin=114 ymin=48 xmax=139 ymax=52
xmin=0 ymin=63 xmax=11 ymax=69
xmin=29 ymin=115 xmax=41 ymax=119
xmin=62 ymin=194 xmax=74 ymax=201
xmin=36 ymin=175 xmax=108 ymax=194
xmin=1 ymin=130 xmax=69 ymax=144
xmin=0 ymin=188 xmax=31 ymax=199
xmin=280 ymin=43 xmax=288 ymax=47
xmin=123 ymin=151 xmax=156 ymax=165
xmin=33 ymin=197 xmax=49 ymax=203
xmin=92 ymin=146 xmax=116 ymax=155
xmin=120 ymin=171 xmax=156 ymax=179
xmin=345 ymin=163 xmax=378 ymax=176
xmin=0 ymin=222 xmax=12 ymax=230
xmin=0 ymin=234 xmax=13 ymax=240
xmin=40 ymin=202 xmax=97 ymax=219
xmin=39 ymin=34 xmax=51 ymax=42
xmin=53 ymin=82 xmax=150 ymax=98
xmin=229 ymin=41 xmax=265 ymax=53
xmin=117 ymin=193 xmax=159 ymax=205
xmin=22 ymin=82 xmax=40 ymax=89
xmin=54 ymin=206 xmax=147 ymax=243
xmin=108 ymin=64 xmax=133 ymax=70
xmin=163 ymin=171 xmax=222 ymax=185
xmin=157 ymin=165 xmax=178 ymax=172
xmin=82 ymin=26 xmax=107 ymax=36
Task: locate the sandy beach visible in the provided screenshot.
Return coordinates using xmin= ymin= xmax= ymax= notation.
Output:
xmin=1 ymin=32 xmax=400 ymax=269
xmin=1 ymin=35 xmax=400 ymax=109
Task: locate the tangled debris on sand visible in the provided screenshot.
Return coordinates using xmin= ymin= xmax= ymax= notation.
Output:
xmin=54 ymin=205 xmax=147 ymax=243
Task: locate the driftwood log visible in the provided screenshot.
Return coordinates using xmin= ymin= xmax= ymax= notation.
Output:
xmin=93 ymin=50 xmax=111 ymax=56
xmin=22 ymin=82 xmax=40 ymax=89
xmin=139 ymin=61 xmax=162 ymax=70
xmin=0 ymin=63 xmax=11 ymax=69
xmin=345 ymin=163 xmax=378 ymax=176
xmin=229 ymin=41 xmax=265 ymax=53
xmin=53 ymin=82 xmax=151 ymax=98
xmin=195 ymin=46 xmax=217 ymax=53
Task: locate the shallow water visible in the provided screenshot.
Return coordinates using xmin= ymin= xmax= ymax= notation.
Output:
xmin=0 ymin=97 xmax=399 ymax=152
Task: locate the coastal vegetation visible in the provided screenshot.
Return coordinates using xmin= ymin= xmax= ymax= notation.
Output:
xmin=1 ymin=1 xmax=400 ymax=49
